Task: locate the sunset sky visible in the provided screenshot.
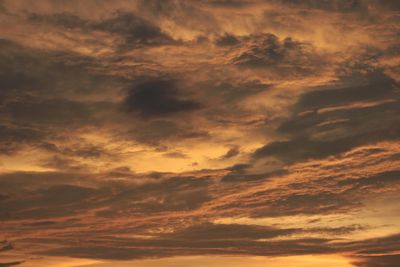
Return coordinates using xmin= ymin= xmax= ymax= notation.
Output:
xmin=0 ymin=0 xmax=399 ymax=266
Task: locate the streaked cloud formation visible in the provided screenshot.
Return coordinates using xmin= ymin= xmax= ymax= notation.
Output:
xmin=0 ymin=1 xmax=399 ymax=266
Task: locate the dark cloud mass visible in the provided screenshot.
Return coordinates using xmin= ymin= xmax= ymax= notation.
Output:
xmin=232 ymin=33 xmax=324 ymax=76
xmin=0 ymin=0 xmax=399 ymax=266
xmin=30 ymin=11 xmax=174 ymax=48
xmin=124 ymin=79 xmax=202 ymax=117
xmin=254 ymin=71 xmax=400 ymax=162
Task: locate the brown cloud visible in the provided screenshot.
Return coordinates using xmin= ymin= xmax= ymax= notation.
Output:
xmin=0 ymin=0 xmax=399 ymax=265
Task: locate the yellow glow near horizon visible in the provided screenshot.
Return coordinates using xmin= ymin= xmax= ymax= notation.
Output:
xmin=73 ymin=255 xmax=354 ymax=267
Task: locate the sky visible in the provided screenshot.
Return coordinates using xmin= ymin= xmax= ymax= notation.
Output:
xmin=0 ymin=0 xmax=399 ymax=266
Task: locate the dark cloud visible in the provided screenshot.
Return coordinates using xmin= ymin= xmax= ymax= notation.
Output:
xmin=214 ymin=33 xmax=240 ymax=46
xmin=219 ymin=146 xmax=240 ymax=159
xmin=2 ymin=98 xmax=101 ymax=126
xmin=275 ymin=0 xmax=367 ymax=13
xmin=166 ymin=222 xmax=297 ymax=240
xmin=296 ymin=71 xmax=398 ymax=110
xmin=0 ymin=241 xmax=12 ymax=253
xmin=96 ymin=175 xmax=211 ymax=216
xmin=29 ymin=12 xmax=89 ymax=29
xmin=94 ymin=11 xmax=174 ymax=47
xmin=0 ymin=262 xmax=24 ymax=267
xmin=0 ymin=241 xmax=23 ymax=267
xmin=0 ymin=183 xmax=100 ymax=220
xmin=1 ymin=0 xmax=399 ymax=264
xmin=202 ymin=0 xmax=255 ymax=8
xmin=275 ymin=0 xmax=400 ymax=13
xmin=221 ymin=169 xmax=287 ymax=183
xmin=232 ymin=33 xmax=324 ymax=75
xmin=29 ymin=11 xmax=174 ymax=48
xmin=338 ymin=170 xmax=400 ymax=189
xmin=353 ymin=254 xmax=400 ymax=267
xmin=36 ymin=223 xmax=330 ymax=260
xmin=250 ymin=191 xmax=358 ymax=217
xmin=254 ymin=71 xmax=400 ymax=162
xmin=0 ymin=124 xmax=45 ymax=155
xmin=123 ymin=79 xmax=202 ymax=117
xmin=0 ymin=38 xmax=123 ymax=98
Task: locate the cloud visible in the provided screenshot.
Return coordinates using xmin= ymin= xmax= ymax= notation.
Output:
xmin=0 ymin=241 xmax=23 ymax=267
xmin=275 ymin=0 xmax=367 ymax=13
xmin=214 ymin=33 xmax=240 ymax=46
xmin=93 ymin=11 xmax=174 ymax=47
xmin=0 ymin=124 xmax=45 ymax=155
xmin=0 ymin=0 xmax=399 ymax=264
xmin=231 ymin=33 xmax=324 ymax=75
xmin=353 ymin=254 xmax=400 ymax=267
xmin=29 ymin=11 xmax=175 ymax=48
xmin=0 ymin=262 xmax=24 ymax=267
xmin=253 ymin=71 xmax=400 ymax=163
xmin=165 ymin=222 xmax=298 ymax=240
xmin=219 ymin=146 xmax=240 ymax=159
xmin=123 ymin=79 xmax=202 ymax=117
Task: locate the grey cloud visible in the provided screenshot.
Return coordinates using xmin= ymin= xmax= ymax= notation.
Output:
xmin=254 ymin=71 xmax=400 ymax=163
xmin=0 ymin=262 xmax=24 ymax=267
xmin=96 ymin=175 xmax=211 ymax=216
xmin=219 ymin=146 xmax=240 ymax=159
xmin=30 ymin=11 xmax=174 ymax=48
xmin=165 ymin=222 xmax=298 ymax=240
xmin=2 ymin=98 xmax=101 ymax=126
xmin=0 ymin=39 xmax=124 ymax=98
xmin=0 ymin=241 xmax=23 ymax=267
xmin=295 ymin=71 xmax=398 ymax=110
xmin=353 ymin=254 xmax=400 ymax=267
xmin=0 ymin=124 xmax=45 ymax=155
xmin=0 ymin=184 xmax=101 ymax=220
xmin=276 ymin=0 xmax=400 ymax=13
xmin=221 ymin=169 xmax=287 ymax=183
xmin=276 ymin=0 xmax=367 ymax=13
xmin=202 ymin=0 xmax=255 ymax=8
xmin=0 ymin=241 xmax=12 ymax=253
xmin=123 ymin=79 xmax=202 ymax=117
xmin=36 ymin=223 xmax=328 ymax=260
xmin=214 ymin=33 xmax=240 ymax=46
xmin=232 ymin=33 xmax=324 ymax=75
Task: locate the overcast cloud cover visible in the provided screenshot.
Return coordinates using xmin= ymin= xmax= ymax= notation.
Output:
xmin=0 ymin=1 xmax=399 ymax=266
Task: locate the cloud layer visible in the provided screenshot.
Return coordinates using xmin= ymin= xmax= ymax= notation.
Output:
xmin=0 ymin=0 xmax=399 ymax=266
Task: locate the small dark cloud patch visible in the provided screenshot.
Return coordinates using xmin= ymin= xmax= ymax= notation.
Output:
xmin=163 ymin=151 xmax=188 ymax=159
xmin=219 ymin=146 xmax=240 ymax=159
xmin=0 ymin=262 xmax=24 ymax=267
xmin=215 ymin=33 xmax=240 ymax=46
xmin=232 ymin=33 xmax=323 ymax=75
xmin=0 ymin=241 xmax=12 ymax=253
xmin=123 ymin=79 xmax=202 ymax=117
